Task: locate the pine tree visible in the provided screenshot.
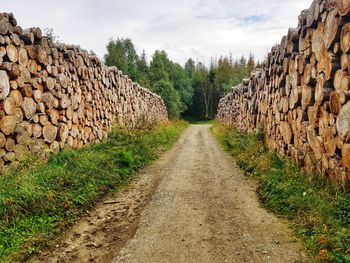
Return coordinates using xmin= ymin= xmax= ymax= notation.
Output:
xmin=247 ymin=52 xmax=256 ymax=75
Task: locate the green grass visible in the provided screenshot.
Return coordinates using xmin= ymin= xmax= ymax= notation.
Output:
xmin=211 ymin=122 xmax=350 ymax=263
xmin=0 ymin=120 xmax=188 ymax=262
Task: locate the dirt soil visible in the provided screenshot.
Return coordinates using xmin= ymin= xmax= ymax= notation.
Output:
xmin=31 ymin=125 xmax=307 ymax=263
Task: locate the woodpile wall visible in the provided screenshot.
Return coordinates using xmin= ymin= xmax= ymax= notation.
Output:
xmin=218 ymin=0 xmax=350 ymax=185
xmin=0 ymin=13 xmax=168 ymax=168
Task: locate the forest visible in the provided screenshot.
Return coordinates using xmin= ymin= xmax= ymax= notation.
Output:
xmin=104 ymin=38 xmax=260 ymax=120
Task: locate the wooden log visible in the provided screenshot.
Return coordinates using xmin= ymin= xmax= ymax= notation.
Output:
xmin=301 ymin=85 xmax=314 ymax=110
xmin=315 ymin=74 xmax=332 ymax=104
xmin=27 ymin=59 xmax=37 ymax=74
xmin=45 ymin=77 xmax=55 ymax=91
xmin=307 ymin=0 xmax=318 ymax=28
xmin=13 ymin=107 xmax=23 ymax=123
xmin=42 ymin=123 xmax=58 ymax=143
xmin=336 ymin=100 xmax=350 ymax=138
xmin=22 ymin=97 xmax=36 ymax=119
xmin=312 ymin=22 xmax=325 ymax=61
xmin=0 ymin=115 xmax=17 ymax=135
xmin=341 ymin=53 xmax=348 ymax=69
xmin=281 ymin=121 xmax=292 ymax=144
xmin=6 ymin=44 xmax=18 ymax=62
xmin=22 ymin=29 xmax=34 ymax=44
xmin=5 ymin=138 xmax=15 ymax=152
xmin=342 ymin=144 xmax=350 ymax=169
xmin=37 ymin=47 xmax=47 ymax=65
xmin=337 ymin=0 xmax=350 ymax=16
xmin=18 ymin=47 xmax=28 ymax=67
xmin=58 ymin=123 xmax=69 ymax=143
xmin=13 ymin=144 xmax=29 ymax=160
xmin=41 ymin=92 xmax=56 ymax=109
xmin=15 ymin=122 xmax=32 ymax=145
xmin=341 ymin=23 xmax=350 ymax=53
xmin=307 ymin=125 xmax=324 ymax=160
xmin=0 ymin=132 xmax=6 ymax=147
xmin=324 ymin=127 xmax=337 ymax=156
xmin=48 ymin=108 xmax=59 ymax=125
xmin=334 ymin=69 xmax=349 ymax=90
xmin=324 ymin=10 xmax=341 ymax=49
xmin=32 ymin=123 xmax=42 ymax=138
xmin=26 ymin=45 xmax=37 ymax=59
xmin=0 ymin=18 xmax=8 ymax=34
xmin=0 ymin=70 xmax=10 ymax=100
xmin=57 ymin=73 xmax=68 ymax=88
xmin=50 ymin=141 xmax=60 ymax=153
xmin=329 ymin=91 xmax=341 ymax=115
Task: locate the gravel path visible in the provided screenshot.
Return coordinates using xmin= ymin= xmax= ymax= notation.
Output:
xmin=32 ymin=125 xmax=307 ymax=263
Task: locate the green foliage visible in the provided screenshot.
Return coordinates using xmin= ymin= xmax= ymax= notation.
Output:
xmin=137 ymin=50 xmax=151 ymax=88
xmin=184 ymin=58 xmax=195 ymax=78
xmin=168 ymin=62 xmax=193 ymax=112
xmin=0 ymin=121 xmax=188 ymax=262
xmin=148 ymin=50 xmax=193 ymax=118
xmin=188 ymin=62 xmax=210 ymax=119
xmin=185 ymin=55 xmax=250 ymax=120
xmin=152 ymin=80 xmax=182 ymax=118
xmin=212 ymin=122 xmax=350 ymax=262
xmin=104 ymin=38 xmax=253 ymax=121
xmin=148 ymin=50 xmax=170 ymax=83
xmin=104 ymin=38 xmax=141 ymax=82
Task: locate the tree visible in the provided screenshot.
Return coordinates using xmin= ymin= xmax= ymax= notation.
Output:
xmin=192 ymin=62 xmax=212 ymax=119
xmin=148 ymin=51 xmax=170 ymax=82
xmin=247 ymin=52 xmax=256 ymax=75
xmin=214 ymin=56 xmax=233 ymax=94
xmin=104 ymin=38 xmax=140 ymax=82
xmin=168 ymin=62 xmax=193 ymax=112
xmin=184 ymin=58 xmax=195 ymax=78
xmin=152 ymin=80 xmax=181 ymax=118
xmin=137 ymin=50 xmax=150 ymax=88
xmin=44 ymin=28 xmax=60 ymax=42
xmin=148 ymin=50 xmax=182 ymax=118
xmin=103 ymin=37 xmax=253 ymax=120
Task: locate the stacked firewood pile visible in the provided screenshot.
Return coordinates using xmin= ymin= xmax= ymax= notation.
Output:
xmin=218 ymin=0 xmax=350 ymax=185
xmin=0 ymin=12 xmax=168 ymax=168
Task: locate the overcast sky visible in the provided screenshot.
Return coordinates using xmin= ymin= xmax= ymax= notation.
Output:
xmin=3 ymin=0 xmax=311 ymax=65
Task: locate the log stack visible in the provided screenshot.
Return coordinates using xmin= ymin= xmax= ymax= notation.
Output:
xmin=0 ymin=12 xmax=168 ymax=169
xmin=218 ymin=0 xmax=350 ymax=185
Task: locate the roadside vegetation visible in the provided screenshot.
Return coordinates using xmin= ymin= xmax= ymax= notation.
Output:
xmin=0 ymin=120 xmax=188 ymax=263
xmin=212 ymin=122 xmax=350 ymax=263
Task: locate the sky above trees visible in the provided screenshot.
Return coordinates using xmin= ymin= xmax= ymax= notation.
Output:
xmin=3 ymin=0 xmax=311 ymax=66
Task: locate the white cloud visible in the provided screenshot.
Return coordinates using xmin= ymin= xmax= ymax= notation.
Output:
xmin=2 ymin=0 xmax=311 ymax=65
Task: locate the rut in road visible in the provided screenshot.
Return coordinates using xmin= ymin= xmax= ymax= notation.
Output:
xmin=33 ymin=125 xmax=306 ymax=263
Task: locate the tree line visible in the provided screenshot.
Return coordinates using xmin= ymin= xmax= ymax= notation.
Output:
xmin=104 ymin=38 xmax=260 ymax=119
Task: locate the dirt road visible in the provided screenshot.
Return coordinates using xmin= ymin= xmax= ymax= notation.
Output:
xmin=32 ymin=125 xmax=306 ymax=263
